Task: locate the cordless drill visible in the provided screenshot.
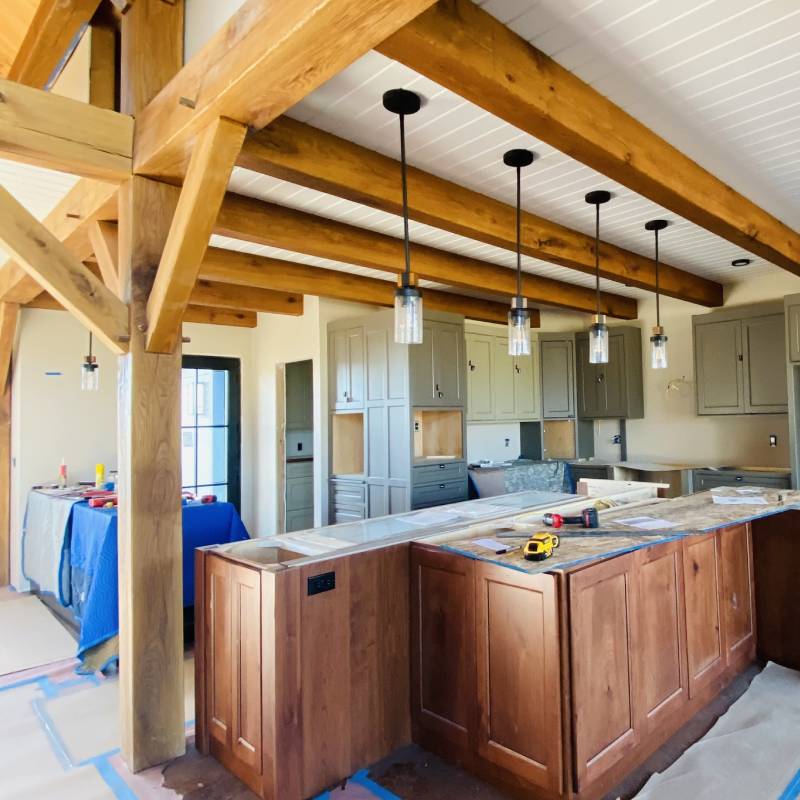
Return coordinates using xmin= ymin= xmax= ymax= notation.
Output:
xmin=543 ymin=507 xmax=599 ymax=529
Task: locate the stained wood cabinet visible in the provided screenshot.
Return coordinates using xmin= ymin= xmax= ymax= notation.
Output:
xmin=204 ymin=555 xmax=262 ymax=783
xmin=570 ymin=552 xmax=639 ymax=789
xmin=719 ymin=523 xmax=755 ymax=662
xmin=693 ymin=303 xmax=787 ymax=415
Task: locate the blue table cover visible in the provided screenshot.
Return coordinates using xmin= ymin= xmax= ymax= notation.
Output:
xmin=69 ymin=501 xmax=249 ymax=658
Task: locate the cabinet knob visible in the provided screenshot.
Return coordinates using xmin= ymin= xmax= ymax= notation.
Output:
xmin=735 ymin=476 xmax=744 ymax=482
xmin=439 ymin=463 xmax=446 ymax=469
xmin=515 ymin=364 xmax=521 ymax=374
xmin=437 ymin=391 xmax=444 ymax=398
xmin=439 ymin=483 xmax=446 ymax=488
xmin=468 ymin=360 xmax=476 ymax=372
xmin=596 ymin=373 xmax=605 ymax=384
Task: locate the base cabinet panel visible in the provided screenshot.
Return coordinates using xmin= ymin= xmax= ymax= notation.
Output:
xmin=474 ymin=563 xmax=562 ymax=793
xmin=683 ymin=533 xmax=727 ymax=697
xmin=570 ymin=553 xmax=639 ymax=789
xmin=720 ymin=523 xmax=755 ymax=661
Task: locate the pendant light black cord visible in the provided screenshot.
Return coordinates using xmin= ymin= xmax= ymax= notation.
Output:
xmin=594 ymin=203 xmax=601 ymax=315
xmin=399 ymin=113 xmax=411 ymax=278
xmin=654 ymin=227 xmax=661 ymax=327
xmin=89 ymin=331 xmax=93 ymax=358
xmin=515 ymin=165 xmax=522 ymax=298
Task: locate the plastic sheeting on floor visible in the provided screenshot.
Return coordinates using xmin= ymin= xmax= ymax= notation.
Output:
xmin=636 ymin=662 xmax=800 ymax=799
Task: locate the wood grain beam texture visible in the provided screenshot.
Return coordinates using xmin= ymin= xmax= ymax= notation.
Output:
xmin=88 ymin=220 xmax=120 ymax=294
xmin=0 ymin=179 xmax=118 ymax=305
xmin=214 ymin=193 xmax=637 ymax=319
xmin=0 ymin=78 xmax=133 ymax=181
xmin=132 ymin=0 xmax=439 ymax=181
xmin=377 ymin=0 xmax=800 ymax=276
xmin=7 ymin=0 xmax=102 ymax=89
xmin=0 ymin=184 xmax=128 ymax=353
xmin=242 ymin=117 xmax=722 ymax=307
xmin=146 ymin=116 xmax=247 ymax=353
xmin=0 ymin=302 xmax=18 ymax=586
xmin=199 ymin=247 xmax=526 ymax=326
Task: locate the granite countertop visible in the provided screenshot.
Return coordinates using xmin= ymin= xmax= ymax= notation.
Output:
xmin=570 ymin=459 xmax=790 ymax=474
xmin=442 ymin=487 xmax=800 ymax=576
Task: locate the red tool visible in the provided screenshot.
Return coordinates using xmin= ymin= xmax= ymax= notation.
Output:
xmin=200 ymin=494 xmax=217 ymax=504
xmin=88 ymin=495 xmax=117 ymax=508
xmin=543 ymin=508 xmax=599 ymax=529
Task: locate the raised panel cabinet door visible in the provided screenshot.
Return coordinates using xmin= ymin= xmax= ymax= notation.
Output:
xmin=683 ymin=533 xmax=727 ymax=697
xmin=719 ymin=524 xmax=756 ymax=662
xmin=743 ymin=314 xmax=788 ymax=413
xmin=285 ymin=360 xmax=312 ymax=430
xmin=410 ymin=323 xmax=436 ymax=405
xmin=694 ymin=319 xmax=744 ymax=414
xmin=433 ymin=323 xmax=463 ymax=405
xmin=347 ymin=327 xmax=365 ymax=408
xmin=492 ymin=337 xmax=516 ymax=419
xmin=410 ymin=544 xmax=476 ymax=755
xmin=366 ymin=327 xmax=388 ymax=403
xmin=474 ymin=563 xmax=561 ymax=793
xmin=330 ymin=329 xmax=350 ymax=410
xmin=513 ymin=350 xmax=538 ymax=420
xmin=205 ymin=555 xmax=232 ymax=749
xmin=570 ymin=553 xmax=639 ymax=789
xmin=788 ymin=304 xmax=800 ymax=363
xmin=633 ymin=541 xmax=689 ymax=736
xmin=230 ymin=564 xmax=262 ymax=773
xmin=541 ymin=338 xmax=575 ymax=418
xmin=465 ymin=334 xmax=494 ymax=421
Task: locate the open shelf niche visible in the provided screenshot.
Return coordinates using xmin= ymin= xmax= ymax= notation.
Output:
xmin=331 ymin=412 xmax=365 ymax=476
xmin=413 ymin=409 xmax=463 ymax=462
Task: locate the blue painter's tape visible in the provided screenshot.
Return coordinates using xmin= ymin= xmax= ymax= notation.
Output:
xmin=779 ymin=768 xmax=800 ymax=800
xmin=31 ymin=696 xmax=73 ymax=770
xmin=311 ymin=792 xmax=331 ymax=800
xmin=351 ymin=768 xmax=401 ymax=799
xmin=92 ymin=755 xmax=139 ymax=800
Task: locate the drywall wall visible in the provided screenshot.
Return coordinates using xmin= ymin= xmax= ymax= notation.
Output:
xmin=184 ymin=0 xmax=247 ymax=62
xmin=540 ymin=270 xmax=800 ymax=469
xmin=10 ymin=309 xmax=118 ymax=588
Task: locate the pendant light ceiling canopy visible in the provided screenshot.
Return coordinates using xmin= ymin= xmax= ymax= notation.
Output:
xmin=645 ymin=219 xmax=670 ymax=370
xmin=585 ymin=190 xmax=612 ymax=365
xmin=384 ymin=88 xmax=423 ymax=345
xmin=503 ymin=148 xmax=536 ymax=357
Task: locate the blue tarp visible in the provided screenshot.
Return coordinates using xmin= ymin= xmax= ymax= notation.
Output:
xmin=68 ymin=501 xmax=249 ymax=659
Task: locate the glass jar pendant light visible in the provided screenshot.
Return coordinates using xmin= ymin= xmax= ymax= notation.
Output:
xmin=81 ymin=331 xmax=99 ymax=391
xmin=584 ymin=190 xmax=612 ymax=364
xmin=646 ymin=219 xmax=669 ymax=369
xmin=383 ymin=88 xmax=423 ymax=344
xmin=503 ymin=148 xmax=535 ymax=356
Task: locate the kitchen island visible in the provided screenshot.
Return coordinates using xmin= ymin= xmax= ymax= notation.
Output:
xmin=195 ymin=486 xmax=799 ymax=800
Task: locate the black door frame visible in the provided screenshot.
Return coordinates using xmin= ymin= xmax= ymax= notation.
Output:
xmin=181 ymin=355 xmax=242 ymax=511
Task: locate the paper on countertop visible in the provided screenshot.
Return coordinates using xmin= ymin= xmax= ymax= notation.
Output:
xmin=616 ymin=515 xmax=680 ymax=530
xmin=472 ymin=537 xmax=519 ymax=554
xmin=712 ymin=495 xmax=769 ymax=505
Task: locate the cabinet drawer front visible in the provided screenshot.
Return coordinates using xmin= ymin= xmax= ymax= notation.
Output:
xmin=411 ymin=479 xmax=468 ymax=509
xmin=286 ymin=460 xmax=313 ymax=479
xmin=412 ymin=461 xmax=467 ymax=485
xmin=330 ymin=480 xmax=366 ymax=505
xmin=332 ymin=506 xmax=365 ymax=524
xmin=693 ymin=470 xmax=790 ymax=491
xmin=286 ymin=477 xmax=313 ymax=511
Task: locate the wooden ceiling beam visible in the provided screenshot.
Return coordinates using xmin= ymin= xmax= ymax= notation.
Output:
xmin=183 ymin=305 xmax=258 ymax=328
xmin=199 ymin=247 xmax=537 ymax=327
xmin=214 ymin=193 xmax=637 ymax=319
xmin=377 ymin=0 xmax=800 ymax=276
xmin=87 ymin=220 xmax=120 ymax=294
xmin=190 ymin=280 xmax=303 ymax=316
xmin=0 ymin=179 xmax=118 ymax=304
xmin=0 ymin=303 xmax=19 ymax=390
xmin=0 ymin=78 xmax=133 ymax=181
xmin=0 ymin=184 xmax=128 ymax=354
xmin=131 ymin=0 xmax=439 ymax=182
xmin=145 ymin=117 xmax=247 ymax=353
xmin=8 ymin=0 xmax=103 ymax=89
xmin=242 ymin=117 xmax=722 ymax=307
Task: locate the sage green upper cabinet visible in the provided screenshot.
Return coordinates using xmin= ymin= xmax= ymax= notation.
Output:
xmin=787 ymin=299 xmax=800 ymax=363
xmin=411 ymin=320 xmax=464 ymax=407
xmin=743 ymin=314 xmax=787 ymax=413
xmin=285 ymin=360 xmax=313 ymax=430
xmin=575 ymin=327 xmax=644 ymax=419
xmin=466 ymin=334 xmax=494 ymax=421
xmin=330 ymin=326 xmax=364 ymax=410
xmin=513 ymin=344 xmax=539 ymax=419
xmin=492 ymin=338 xmax=517 ymax=420
xmin=693 ymin=303 xmax=786 ymax=416
xmin=539 ymin=335 xmax=575 ymax=419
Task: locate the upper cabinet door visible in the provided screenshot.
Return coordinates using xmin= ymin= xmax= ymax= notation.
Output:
xmin=743 ymin=314 xmax=788 ymax=413
xmin=330 ymin=329 xmax=350 ymax=410
xmin=492 ymin=338 xmax=517 ymax=419
xmin=346 ymin=327 xmax=365 ymax=408
xmin=410 ymin=322 xmax=436 ymax=406
xmin=466 ymin=334 xmax=494 ymax=421
xmin=540 ymin=338 xmax=575 ymax=419
xmin=597 ymin=333 xmax=627 ymax=418
xmin=787 ymin=303 xmax=800 ymax=363
xmin=695 ymin=319 xmax=744 ymax=415
xmin=575 ymin=336 xmax=601 ymax=419
xmin=513 ymin=350 xmax=538 ymax=420
xmin=433 ymin=323 xmax=463 ymax=406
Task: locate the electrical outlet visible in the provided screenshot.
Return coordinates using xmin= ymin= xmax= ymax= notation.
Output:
xmin=769 ymin=434 xmax=778 ymax=448
xmin=307 ymin=571 xmax=335 ymax=596
xmin=504 ymin=438 xmax=510 ymax=447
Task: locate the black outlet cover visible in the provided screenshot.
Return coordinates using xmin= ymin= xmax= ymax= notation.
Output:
xmin=308 ymin=571 xmax=335 ymax=596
